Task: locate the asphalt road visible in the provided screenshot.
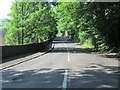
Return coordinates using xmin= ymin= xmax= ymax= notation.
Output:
xmin=2 ymin=36 xmax=119 ymax=88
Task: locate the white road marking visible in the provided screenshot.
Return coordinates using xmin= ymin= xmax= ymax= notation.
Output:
xmin=62 ymin=70 xmax=68 ymax=89
xmin=68 ymin=55 xmax=70 ymax=62
xmin=62 ymin=42 xmax=70 ymax=89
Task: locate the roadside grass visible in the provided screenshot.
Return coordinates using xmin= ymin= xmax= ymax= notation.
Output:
xmin=83 ymin=39 xmax=94 ymax=48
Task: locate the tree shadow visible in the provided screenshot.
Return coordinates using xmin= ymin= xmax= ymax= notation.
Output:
xmin=2 ymin=64 xmax=119 ymax=88
xmin=52 ymin=37 xmax=95 ymax=54
xmin=51 ymin=46 xmax=94 ymax=54
xmin=69 ymin=64 xmax=119 ymax=88
xmin=53 ymin=36 xmax=69 ymax=41
xmin=99 ymin=54 xmax=120 ymax=59
xmin=2 ymin=68 xmax=69 ymax=88
xmin=53 ymin=40 xmax=120 ymax=60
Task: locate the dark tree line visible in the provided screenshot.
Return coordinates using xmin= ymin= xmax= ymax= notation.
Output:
xmin=54 ymin=2 xmax=120 ymax=52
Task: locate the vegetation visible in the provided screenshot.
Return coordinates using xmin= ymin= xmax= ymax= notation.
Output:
xmin=54 ymin=2 xmax=120 ymax=52
xmin=5 ymin=2 xmax=119 ymax=53
xmin=5 ymin=2 xmax=57 ymax=45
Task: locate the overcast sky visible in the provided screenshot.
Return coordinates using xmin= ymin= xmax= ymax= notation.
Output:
xmin=0 ymin=0 xmax=15 ymax=19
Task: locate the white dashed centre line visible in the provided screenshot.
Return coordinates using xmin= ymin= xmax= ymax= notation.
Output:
xmin=62 ymin=70 xmax=68 ymax=89
xmin=62 ymin=42 xmax=70 ymax=89
xmin=68 ymin=55 xmax=70 ymax=62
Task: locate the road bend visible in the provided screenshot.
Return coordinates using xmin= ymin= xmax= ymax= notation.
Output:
xmin=2 ymin=36 xmax=119 ymax=88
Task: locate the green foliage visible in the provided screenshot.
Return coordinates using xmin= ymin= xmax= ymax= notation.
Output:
xmin=78 ymin=31 xmax=88 ymax=44
xmin=83 ymin=38 xmax=94 ymax=49
xmin=54 ymin=2 xmax=120 ymax=52
xmin=5 ymin=2 xmax=57 ymax=45
xmin=4 ymin=2 xmax=120 ymax=53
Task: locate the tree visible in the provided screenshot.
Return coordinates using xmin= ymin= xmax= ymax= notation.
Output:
xmin=54 ymin=2 xmax=120 ymax=52
xmin=5 ymin=2 xmax=57 ymax=45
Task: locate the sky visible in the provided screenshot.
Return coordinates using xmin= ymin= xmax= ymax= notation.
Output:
xmin=0 ymin=0 xmax=118 ymax=19
xmin=0 ymin=0 xmax=53 ymax=19
xmin=0 ymin=0 xmax=15 ymax=19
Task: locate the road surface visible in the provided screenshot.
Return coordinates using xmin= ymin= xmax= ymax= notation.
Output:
xmin=2 ymin=36 xmax=119 ymax=88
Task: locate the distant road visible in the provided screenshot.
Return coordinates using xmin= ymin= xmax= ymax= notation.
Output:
xmin=2 ymin=36 xmax=119 ymax=88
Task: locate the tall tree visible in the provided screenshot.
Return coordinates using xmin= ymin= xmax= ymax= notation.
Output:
xmin=5 ymin=2 xmax=57 ymax=45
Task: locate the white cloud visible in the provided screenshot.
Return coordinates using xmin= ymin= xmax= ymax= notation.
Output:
xmin=0 ymin=0 xmax=15 ymax=19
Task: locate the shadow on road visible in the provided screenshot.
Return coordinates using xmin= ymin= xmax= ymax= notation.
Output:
xmin=52 ymin=46 xmax=94 ymax=54
xmin=2 ymin=64 xmax=119 ymax=88
xmin=69 ymin=64 xmax=119 ymax=88
xmin=53 ymin=40 xmax=120 ymax=60
xmin=99 ymin=54 xmax=120 ymax=59
xmin=2 ymin=68 xmax=66 ymax=88
xmin=52 ymin=40 xmax=95 ymax=54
